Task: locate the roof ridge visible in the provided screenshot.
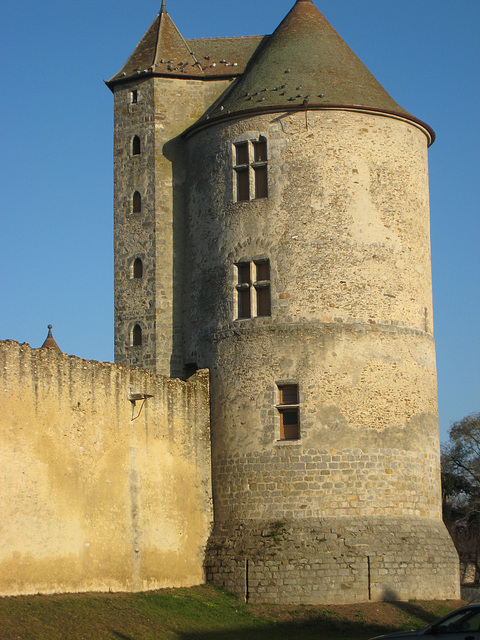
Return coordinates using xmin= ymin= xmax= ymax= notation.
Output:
xmin=186 ymin=35 xmax=266 ymax=42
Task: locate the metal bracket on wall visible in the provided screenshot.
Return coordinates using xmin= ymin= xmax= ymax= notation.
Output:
xmin=128 ymin=393 xmax=153 ymax=421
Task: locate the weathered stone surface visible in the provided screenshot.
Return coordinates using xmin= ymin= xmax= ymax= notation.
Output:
xmin=206 ymin=518 xmax=459 ymax=604
xmin=0 ymin=340 xmax=212 ymax=596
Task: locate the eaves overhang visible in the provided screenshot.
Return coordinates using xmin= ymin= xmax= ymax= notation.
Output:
xmin=183 ymin=103 xmax=436 ymax=146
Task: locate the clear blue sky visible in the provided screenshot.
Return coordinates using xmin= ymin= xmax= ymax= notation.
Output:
xmin=1 ymin=1 xmax=478 ymax=442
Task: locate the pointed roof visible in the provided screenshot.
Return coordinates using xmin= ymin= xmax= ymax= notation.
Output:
xmin=41 ymin=325 xmax=62 ymax=353
xmin=106 ymin=3 xmax=265 ymax=87
xmin=107 ymin=3 xmax=199 ymax=84
xmin=191 ymin=0 xmax=434 ymax=143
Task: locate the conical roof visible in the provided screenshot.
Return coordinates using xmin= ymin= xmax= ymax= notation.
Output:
xmin=193 ymin=0 xmax=434 ymax=143
xmin=40 ymin=325 xmax=62 ymax=353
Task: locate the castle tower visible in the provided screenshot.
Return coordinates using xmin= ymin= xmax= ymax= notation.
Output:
xmin=107 ymin=1 xmax=246 ymax=376
xmin=109 ymin=0 xmax=459 ymax=603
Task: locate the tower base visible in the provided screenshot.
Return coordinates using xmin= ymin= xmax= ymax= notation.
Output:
xmin=206 ymin=517 xmax=459 ymax=604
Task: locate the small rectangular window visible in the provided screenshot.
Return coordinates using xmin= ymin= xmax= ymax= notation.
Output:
xmin=236 ymin=168 xmax=250 ymax=202
xmin=256 ymin=286 xmax=271 ymax=317
xmin=131 ymin=90 xmax=138 ymax=104
xmin=253 ymin=140 xmax=267 ymax=163
xmin=254 ymin=260 xmax=271 ymax=317
xmin=237 ymin=263 xmax=251 ymax=318
xmin=254 ymin=165 xmax=268 ymax=199
xmin=236 ymin=142 xmax=249 ymax=166
xmin=277 ymin=383 xmax=300 ymax=440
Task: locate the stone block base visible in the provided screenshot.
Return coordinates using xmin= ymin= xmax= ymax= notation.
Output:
xmin=206 ymin=517 xmax=459 ymax=604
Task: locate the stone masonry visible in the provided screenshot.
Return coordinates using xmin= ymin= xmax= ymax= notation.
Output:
xmin=106 ymin=0 xmax=459 ymax=603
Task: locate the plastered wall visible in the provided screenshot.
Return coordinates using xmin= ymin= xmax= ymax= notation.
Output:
xmin=0 ymin=340 xmax=212 ymax=596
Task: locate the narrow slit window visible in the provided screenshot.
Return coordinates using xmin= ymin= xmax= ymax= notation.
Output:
xmin=132 ymin=324 xmax=142 ymax=346
xmin=132 ymin=135 xmax=141 ymax=156
xmin=133 ymin=191 xmax=141 ymax=213
xmin=133 ymin=258 xmax=143 ymax=279
xmin=131 ymin=90 xmax=138 ymax=104
xmin=277 ymin=384 xmax=300 ymax=440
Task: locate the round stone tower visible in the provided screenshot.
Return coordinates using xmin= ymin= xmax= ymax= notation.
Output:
xmin=109 ymin=0 xmax=459 ymax=604
xmin=181 ymin=0 xmax=458 ymax=604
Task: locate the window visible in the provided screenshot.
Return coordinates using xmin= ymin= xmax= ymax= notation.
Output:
xmin=236 ymin=259 xmax=271 ymax=319
xmin=131 ymin=90 xmax=138 ymax=104
xmin=132 ymin=324 xmax=142 ymax=346
xmin=276 ymin=384 xmax=300 ymax=440
xmin=132 ymin=135 xmax=141 ymax=156
xmin=133 ymin=258 xmax=143 ymax=279
xmin=233 ymin=137 xmax=268 ymax=202
xmin=255 ymin=260 xmax=271 ymax=316
xmin=133 ymin=191 xmax=141 ymax=213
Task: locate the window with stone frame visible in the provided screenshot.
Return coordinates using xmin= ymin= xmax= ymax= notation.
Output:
xmin=235 ymin=259 xmax=271 ymax=319
xmin=276 ymin=383 xmax=300 ymax=440
xmin=233 ymin=137 xmax=268 ymax=202
xmin=132 ymin=324 xmax=142 ymax=346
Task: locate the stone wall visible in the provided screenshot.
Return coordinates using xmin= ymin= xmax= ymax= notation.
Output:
xmin=207 ymin=517 xmax=459 ymax=604
xmin=0 ymin=340 xmax=212 ymax=596
xmin=113 ymin=76 xmax=230 ymax=377
xmin=183 ymin=109 xmax=459 ymax=602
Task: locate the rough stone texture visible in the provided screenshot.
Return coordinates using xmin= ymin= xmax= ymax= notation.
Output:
xmin=0 ymin=340 xmax=212 ymax=596
xmin=181 ymin=110 xmax=459 ymax=602
xmin=109 ymin=6 xmax=459 ymax=604
xmin=206 ymin=518 xmax=459 ymax=604
xmin=113 ymin=76 xmax=230 ymax=377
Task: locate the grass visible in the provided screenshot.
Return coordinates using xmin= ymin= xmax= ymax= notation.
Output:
xmin=0 ymin=584 xmax=463 ymax=640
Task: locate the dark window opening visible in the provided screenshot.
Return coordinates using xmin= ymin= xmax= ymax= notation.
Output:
xmin=236 ymin=168 xmax=250 ymax=202
xmin=133 ymin=258 xmax=143 ymax=279
xmin=131 ymin=90 xmax=138 ymax=104
xmin=237 ymin=262 xmax=251 ymax=318
xmin=132 ymin=324 xmax=142 ymax=346
xmin=256 ymin=285 xmax=271 ymax=317
xmin=255 ymin=259 xmax=271 ymax=316
xmin=185 ymin=363 xmax=199 ymax=379
xmin=132 ymin=135 xmax=141 ymax=156
xmin=254 ymin=165 xmax=268 ymax=199
xmin=277 ymin=383 xmax=300 ymax=440
xmin=133 ymin=191 xmax=141 ymax=213
xmin=235 ymin=142 xmax=249 ymax=165
xmin=253 ymin=139 xmax=267 ymax=163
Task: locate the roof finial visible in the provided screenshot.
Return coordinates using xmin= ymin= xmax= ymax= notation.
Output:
xmin=41 ymin=324 xmax=62 ymax=353
xmin=160 ymin=0 xmax=167 ymax=14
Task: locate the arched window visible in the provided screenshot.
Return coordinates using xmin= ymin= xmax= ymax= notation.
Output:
xmin=132 ymin=324 xmax=142 ymax=346
xmin=132 ymin=135 xmax=141 ymax=156
xmin=133 ymin=191 xmax=141 ymax=213
xmin=133 ymin=258 xmax=143 ymax=279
